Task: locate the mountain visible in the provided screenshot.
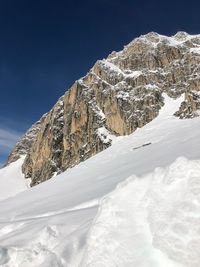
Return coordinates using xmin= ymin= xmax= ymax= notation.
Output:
xmin=0 ymin=94 xmax=200 ymax=267
xmin=6 ymin=31 xmax=200 ymax=186
xmin=1 ymin=32 xmax=200 ymax=267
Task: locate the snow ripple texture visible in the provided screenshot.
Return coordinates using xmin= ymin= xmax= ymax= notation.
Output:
xmin=82 ymin=157 xmax=200 ymax=267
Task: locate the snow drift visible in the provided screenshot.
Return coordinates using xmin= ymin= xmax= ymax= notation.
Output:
xmin=82 ymin=157 xmax=200 ymax=267
xmin=0 ymin=95 xmax=200 ymax=266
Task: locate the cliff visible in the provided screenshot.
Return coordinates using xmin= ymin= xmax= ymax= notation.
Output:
xmin=7 ymin=32 xmax=200 ymax=185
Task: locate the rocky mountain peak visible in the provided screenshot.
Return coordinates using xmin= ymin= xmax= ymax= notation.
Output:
xmin=173 ymin=31 xmax=191 ymax=40
xmin=6 ymin=32 xmax=200 ymax=185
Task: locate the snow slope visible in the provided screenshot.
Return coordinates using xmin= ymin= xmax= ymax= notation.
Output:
xmin=0 ymin=94 xmax=200 ymax=266
xmin=82 ymin=157 xmax=200 ymax=267
xmin=0 ymin=157 xmax=30 ymax=201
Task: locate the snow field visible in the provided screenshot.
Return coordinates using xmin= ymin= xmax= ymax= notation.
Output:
xmin=0 ymin=94 xmax=200 ymax=266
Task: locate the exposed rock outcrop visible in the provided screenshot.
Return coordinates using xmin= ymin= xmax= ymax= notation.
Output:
xmin=6 ymin=114 xmax=47 ymax=165
xmin=7 ymin=31 xmax=200 ymax=185
xmin=175 ymin=90 xmax=200 ymax=118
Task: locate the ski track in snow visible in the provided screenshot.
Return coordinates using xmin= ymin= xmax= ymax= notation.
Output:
xmin=0 ymin=199 xmax=99 ymax=224
xmin=0 ymin=94 xmax=200 ymax=266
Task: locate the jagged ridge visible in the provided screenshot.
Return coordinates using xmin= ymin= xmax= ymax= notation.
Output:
xmin=7 ymin=31 xmax=200 ymax=185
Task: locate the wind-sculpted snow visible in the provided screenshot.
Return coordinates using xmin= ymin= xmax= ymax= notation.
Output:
xmin=0 ymin=95 xmax=200 ymax=266
xmin=148 ymin=158 xmax=200 ymax=267
xmin=82 ymin=157 xmax=200 ymax=267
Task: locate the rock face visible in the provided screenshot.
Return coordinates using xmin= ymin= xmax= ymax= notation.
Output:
xmin=7 ymin=31 xmax=200 ymax=185
xmin=6 ymin=114 xmax=47 ymax=165
xmin=175 ymin=91 xmax=200 ymax=118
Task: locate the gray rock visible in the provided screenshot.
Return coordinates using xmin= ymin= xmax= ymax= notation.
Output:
xmin=6 ymin=32 xmax=200 ymax=185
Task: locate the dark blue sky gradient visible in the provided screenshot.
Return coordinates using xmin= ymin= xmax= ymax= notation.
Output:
xmin=0 ymin=0 xmax=200 ymax=164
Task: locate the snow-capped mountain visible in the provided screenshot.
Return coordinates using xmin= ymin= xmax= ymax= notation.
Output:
xmin=0 ymin=94 xmax=200 ymax=267
xmin=6 ymin=31 xmax=200 ymax=186
xmin=1 ymin=32 xmax=200 ymax=266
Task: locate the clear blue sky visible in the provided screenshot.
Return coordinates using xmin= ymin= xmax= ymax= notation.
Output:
xmin=1 ymin=0 xmax=200 ymax=165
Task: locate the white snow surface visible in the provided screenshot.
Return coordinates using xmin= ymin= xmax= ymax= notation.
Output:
xmin=96 ymin=127 xmax=116 ymax=144
xmin=0 ymin=94 xmax=200 ymax=266
xmin=190 ymin=47 xmax=200 ymax=54
xmin=0 ymin=157 xmax=30 ymax=201
xmin=101 ymin=59 xmax=143 ymax=79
